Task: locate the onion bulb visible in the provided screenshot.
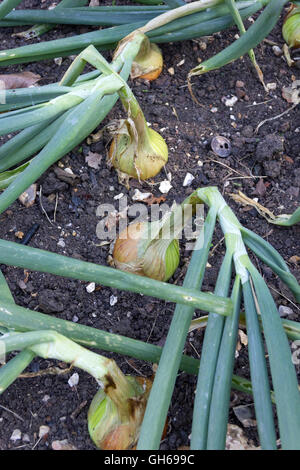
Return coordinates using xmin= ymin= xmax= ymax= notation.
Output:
xmin=113 ymin=221 xmax=180 ymax=282
xmin=108 ymin=118 xmax=168 ymax=180
xmin=88 ymin=376 xmax=151 ymax=450
xmin=131 ymin=42 xmax=163 ymax=81
xmin=283 ymin=4 xmax=300 ymax=49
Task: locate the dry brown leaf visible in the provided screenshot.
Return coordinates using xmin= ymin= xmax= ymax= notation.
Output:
xmin=15 ymin=231 xmax=24 ymax=239
xmin=85 ymin=151 xmax=102 ymax=170
xmin=52 ymin=440 xmax=77 ymax=451
xmin=282 ymin=81 xmax=300 ymax=105
xmin=53 ymin=167 xmax=78 ymax=185
xmin=105 ymin=208 xmax=128 ymax=232
xmin=230 ymin=191 xmax=276 ymax=221
xmin=144 ymin=195 xmax=167 ymax=206
xmin=18 ymin=184 xmax=37 ymax=208
xmin=254 ymin=179 xmax=267 ymax=197
xmin=289 ymin=255 xmax=300 ymax=264
xmin=238 ymin=329 xmax=248 ymax=346
xmin=226 ymin=424 xmax=259 ymax=450
xmin=0 ymin=72 xmax=41 ymax=89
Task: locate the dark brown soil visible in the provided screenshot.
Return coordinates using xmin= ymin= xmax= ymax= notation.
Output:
xmin=0 ymin=1 xmax=299 ymax=451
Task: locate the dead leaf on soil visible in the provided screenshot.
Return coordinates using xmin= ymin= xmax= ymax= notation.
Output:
xmin=282 ymin=81 xmax=300 ymax=105
xmin=18 ymin=184 xmax=37 ymax=208
xmin=52 ymin=440 xmax=77 ymax=450
xmin=144 ymin=195 xmax=167 ymax=205
xmin=289 ymin=255 xmax=300 ymax=264
xmin=0 ymin=72 xmax=41 ymax=89
xmin=85 ymin=151 xmax=102 ymax=170
xmin=105 ymin=207 xmax=128 ymax=233
xmin=230 ymin=191 xmax=276 ymax=222
xmin=53 ymin=167 xmax=78 ymax=185
xmin=226 ymin=424 xmax=259 ymax=450
xmin=132 ymin=189 xmax=153 ymax=202
xmin=254 ymin=179 xmax=267 ymax=197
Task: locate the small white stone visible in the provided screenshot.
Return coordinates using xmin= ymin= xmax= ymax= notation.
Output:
xmin=39 ymin=425 xmax=50 ymax=439
xmin=42 ymin=395 xmax=50 ymax=403
xmin=183 ymin=173 xmax=195 ymax=187
xmin=86 ymin=282 xmax=95 ymax=293
xmin=266 ymin=82 xmax=277 ymax=91
xmin=132 ymin=189 xmax=152 ymax=202
xmin=278 ymin=305 xmax=293 ymax=317
xmin=57 ymin=238 xmax=65 ymax=248
xmin=230 ymin=115 xmax=236 ymax=121
xmin=68 ymin=373 xmax=79 ymax=388
xmin=10 ymin=429 xmax=22 ymax=441
xmin=22 ymin=434 xmax=30 ymax=443
xmin=114 ymin=193 xmax=124 ymax=200
xmin=210 ymin=107 xmax=218 ymax=113
xmin=54 ymin=57 xmax=62 ymax=66
xmin=223 ymin=96 xmax=238 ymax=107
xmin=110 ymin=295 xmax=118 ymax=306
xmin=159 ymin=180 xmax=172 ymax=194
xmin=64 ymin=167 xmax=74 ymax=175
xmin=272 ymin=45 xmax=282 ymax=56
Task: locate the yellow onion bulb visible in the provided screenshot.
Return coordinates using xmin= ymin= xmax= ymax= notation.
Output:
xmin=283 ymin=5 xmax=300 ymax=48
xmin=108 ymin=120 xmax=168 ymax=180
xmin=88 ymin=376 xmax=152 ymax=450
xmin=113 ymin=222 xmax=180 ymax=282
xmin=131 ymin=43 xmax=163 ymax=81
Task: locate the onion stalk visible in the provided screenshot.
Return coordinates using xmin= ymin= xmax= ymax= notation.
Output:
xmin=0 ymin=5 xmax=169 ymax=27
xmin=0 ymin=238 xmax=232 ymax=316
xmin=0 ymin=0 xmax=22 ymax=21
xmin=190 ymin=187 xmax=300 ymax=450
xmin=188 ymin=0 xmax=288 ymax=80
xmin=13 ymin=0 xmax=90 ymax=41
xmin=282 ymin=4 xmax=300 ymax=48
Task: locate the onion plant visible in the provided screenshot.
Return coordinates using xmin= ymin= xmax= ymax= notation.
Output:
xmin=0 ymin=186 xmax=299 ymax=449
xmin=1 ymin=327 xmax=153 ymax=449
xmin=0 ymin=33 xmax=170 ymax=213
xmin=136 ymin=187 xmax=300 ymax=450
xmin=0 ymin=0 xmax=270 ymax=66
xmin=0 ymin=263 xmax=258 ymax=449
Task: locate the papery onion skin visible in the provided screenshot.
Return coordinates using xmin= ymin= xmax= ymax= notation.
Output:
xmin=88 ymin=376 xmax=152 ymax=450
xmin=143 ymin=238 xmax=180 ymax=281
xmin=113 ymin=222 xmax=148 ymax=276
xmin=283 ymin=5 xmax=300 ymax=48
xmin=113 ymin=222 xmax=180 ymax=281
xmin=108 ymin=124 xmax=168 ymax=180
xmin=131 ymin=43 xmax=163 ymax=81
